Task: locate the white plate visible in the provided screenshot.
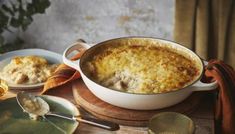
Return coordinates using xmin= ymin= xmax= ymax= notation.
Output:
xmin=0 ymin=49 xmax=62 ymax=90
xmin=0 ymin=95 xmax=79 ymax=134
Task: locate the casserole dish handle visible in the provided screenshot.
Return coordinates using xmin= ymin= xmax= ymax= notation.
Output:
xmin=63 ymin=41 xmax=91 ymax=72
xmin=191 ymin=80 xmax=218 ymax=91
xmin=191 ymin=60 xmax=218 ymax=91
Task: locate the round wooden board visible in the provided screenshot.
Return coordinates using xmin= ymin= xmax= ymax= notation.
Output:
xmin=72 ymin=79 xmax=204 ymax=127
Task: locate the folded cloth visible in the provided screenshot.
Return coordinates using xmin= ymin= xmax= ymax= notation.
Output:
xmin=205 ymin=60 xmax=235 ymax=134
xmin=41 ymin=51 xmax=84 ymax=94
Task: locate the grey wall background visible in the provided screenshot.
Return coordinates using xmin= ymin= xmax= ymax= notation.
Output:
xmin=20 ymin=0 xmax=174 ymax=53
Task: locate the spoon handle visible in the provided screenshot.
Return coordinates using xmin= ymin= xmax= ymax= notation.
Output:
xmin=47 ymin=113 xmax=119 ymax=131
xmin=75 ymin=116 xmax=120 ymax=131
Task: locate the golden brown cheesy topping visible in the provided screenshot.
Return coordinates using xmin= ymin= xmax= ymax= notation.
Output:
xmin=85 ymin=45 xmax=200 ymax=94
xmin=0 ymin=56 xmax=58 ymax=84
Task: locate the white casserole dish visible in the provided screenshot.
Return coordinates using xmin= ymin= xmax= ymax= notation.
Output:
xmin=63 ymin=37 xmax=217 ymax=110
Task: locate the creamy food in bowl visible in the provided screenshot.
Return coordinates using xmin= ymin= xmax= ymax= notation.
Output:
xmin=63 ymin=37 xmax=217 ymax=110
xmin=0 ymin=56 xmax=58 ymax=85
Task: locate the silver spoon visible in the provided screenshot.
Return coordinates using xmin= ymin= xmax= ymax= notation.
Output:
xmin=16 ymin=92 xmax=119 ymax=131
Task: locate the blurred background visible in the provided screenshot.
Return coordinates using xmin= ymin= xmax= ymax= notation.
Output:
xmin=1 ymin=0 xmax=174 ymax=53
xmin=21 ymin=0 xmax=174 ymax=53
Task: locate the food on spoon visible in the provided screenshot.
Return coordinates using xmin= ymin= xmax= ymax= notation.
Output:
xmin=0 ymin=56 xmax=58 ymax=84
xmin=21 ymin=95 xmax=49 ymax=120
xmin=22 ymin=97 xmax=41 ymax=120
xmin=85 ymin=45 xmax=200 ymax=94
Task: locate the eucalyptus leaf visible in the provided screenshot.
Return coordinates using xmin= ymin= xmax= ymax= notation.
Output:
xmin=22 ymin=17 xmax=33 ymax=31
xmin=32 ymin=0 xmax=51 ymax=14
xmin=10 ymin=18 xmax=21 ymax=28
xmin=2 ymin=5 xmax=14 ymax=16
xmin=0 ymin=35 xmax=4 ymax=45
xmin=10 ymin=2 xmax=18 ymax=12
xmin=0 ymin=38 xmax=24 ymax=53
xmin=17 ymin=0 xmax=23 ymax=4
xmin=26 ymin=3 xmax=36 ymax=15
xmin=0 ymin=10 xmax=9 ymax=29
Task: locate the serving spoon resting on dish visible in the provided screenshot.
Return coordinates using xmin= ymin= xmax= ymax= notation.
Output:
xmin=16 ymin=92 xmax=119 ymax=131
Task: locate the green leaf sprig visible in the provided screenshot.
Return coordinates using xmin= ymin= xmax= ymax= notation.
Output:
xmin=0 ymin=0 xmax=50 ymax=53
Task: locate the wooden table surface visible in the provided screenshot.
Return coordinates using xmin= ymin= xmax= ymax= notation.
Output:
xmin=0 ymin=80 xmax=215 ymax=134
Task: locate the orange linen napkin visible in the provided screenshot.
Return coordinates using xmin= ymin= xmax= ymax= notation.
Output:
xmin=41 ymin=52 xmax=84 ymax=94
xmin=205 ymin=60 xmax=235 ymax=134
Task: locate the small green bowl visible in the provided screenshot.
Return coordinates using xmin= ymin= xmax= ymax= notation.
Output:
xmin=148 ymin=112 xmax=195 ymax=134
